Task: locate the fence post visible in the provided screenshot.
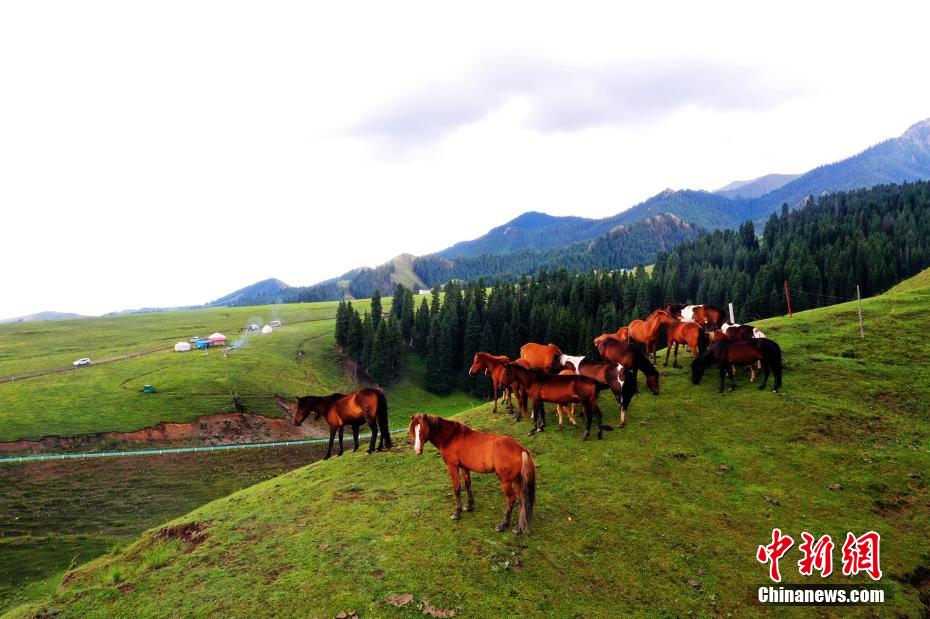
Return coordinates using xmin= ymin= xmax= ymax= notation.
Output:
xmin=856 ymin=285 xmax=864 ymax=339
xmin=784 ymin=280 xmax=793 ymax=317
xmin=728 ymin=302 xmax=735 ymax=324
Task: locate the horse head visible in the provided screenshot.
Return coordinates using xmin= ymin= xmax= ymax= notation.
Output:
xmin=409 ymin=414 xmax=432 ymax=455
xmin=691 ymin=350 xmax=714 ymax=385
xmin=272 ymin=395 xmax=298 ymax=421
xmin=468 ymin=353 xmax=487 ymax=376
xmin=293 ymin=396 xmax=326 ymax=426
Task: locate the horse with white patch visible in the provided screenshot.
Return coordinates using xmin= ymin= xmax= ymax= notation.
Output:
xmin=559 ymin=356 xmax=639 ymax=428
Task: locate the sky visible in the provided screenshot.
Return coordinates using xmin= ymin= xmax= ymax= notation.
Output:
xmin=2 ymin=1 xmax=929 ymax=318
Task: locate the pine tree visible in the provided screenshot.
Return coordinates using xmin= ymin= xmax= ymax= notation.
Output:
xmin=346 ymin=308 xmax=363 ymax=361
xmin=371 ymin=290 xmax=383 ymax=331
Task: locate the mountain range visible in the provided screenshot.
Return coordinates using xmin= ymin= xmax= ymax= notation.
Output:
xmin=7 ymin=118 xmax=929 ymax=321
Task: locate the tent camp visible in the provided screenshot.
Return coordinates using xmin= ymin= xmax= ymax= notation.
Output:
xmin=174 ymin=341 xmax=191 ymax=352
xmin=207 ymin=332 xmax=227 ymax=346
xmin=261 ymin=325 xmax=273 ymax=334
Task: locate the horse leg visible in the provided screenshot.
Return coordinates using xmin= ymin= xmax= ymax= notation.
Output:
xmin=568 ymin=403 xmax=577 ymax=427
xmin=556 ymin=404 xmax=565 ymax=429
xmin=462 ymin=469 xmax=474 ymax=512
xmin=447 ymin=463 xmax=463 ymax=521
xmin=728 ymin=366 xmax=737 ymax=391
xmin=664 ymin=339 xmax=671 ymax=367
xmin=367 ymin=420 xmax=378 ymax=453
xmin=496 ymin=476 xmax=516 ymax=532
xmin=593 ymin=401 xmax=604 ymax=439
xmin=337 ymin=426 xmax=345 ymax=456
xmin=718 ymin=364 xmax=727 ymax=393
xmin=492 ymin=381 xmax=499 ymax=413
xmin=758 ymin=361 xmax=770 ymax=390
xmin=324 ymin=427 xmax=337 ymax=459
xmin=674 ymin=342 xmax=681 ymax=368
xmin=352 ymin=424 xmax=360 ymax=451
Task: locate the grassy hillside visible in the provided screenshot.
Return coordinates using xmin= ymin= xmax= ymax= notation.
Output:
xmin=11 ymin=270 xmax=930 ymax=617
xmin=0 ymin=295 xmax=476 ymax=442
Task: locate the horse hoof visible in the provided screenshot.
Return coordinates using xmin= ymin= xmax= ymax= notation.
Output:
xmin=581 ymin=432 xmax=589 ymax=441
xmin=464 ymin=504 xmax=474 ymax=512
xmin=450 ymin=513 xmax=461 ymax=521
xmin=495 ymin=524 xmax=506 ymax=532
xmin=597 ymin=433 xmax=603 ymax=440
xmin=512 ymin=527 xmax=524 ymax=535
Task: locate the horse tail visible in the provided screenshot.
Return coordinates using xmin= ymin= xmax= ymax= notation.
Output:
xmin=519 ymin=450 xmax=536 ymax=533
xmin=375 ymin=389 xmax=391 ymax=448
xmin=697 ymin=328 xmax=708 ymax=354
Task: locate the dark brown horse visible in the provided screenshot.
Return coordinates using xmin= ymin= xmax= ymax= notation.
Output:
xmin=665 ymin=304 xmax=725 ymax=330
xmin=519 ymin=342 xmax=563 ymax=373
xmin=468 ymin=352 xmax=516 ymax=412
xmin=409 ymin=414 xmax=536 ymax=534
xmin=691 ymin=339 xmax=783 ymax=393
xmin=560 ymin=357 xmax=639 ymax=428
xmin=555 ymin=369 xmax=581 ymax=428
xmin=596 ymin=336 xmax=661 ymax=395
xmin=273 ymin=388 xmax=391 ymax=459
xmin=664 ymin=320 xmax=708 ymax=368
xmin=501 ymin=363 xmax=606 ymax=440
xmin=711 ymin=322 xmax=767 ymax=381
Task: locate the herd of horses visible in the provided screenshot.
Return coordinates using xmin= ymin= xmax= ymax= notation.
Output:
xmin=274 ymin=303 xmax=784 ymax=535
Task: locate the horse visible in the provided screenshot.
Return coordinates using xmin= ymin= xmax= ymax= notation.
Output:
xmin=664 ymin=320 xmax=708 ymax=368
xmin=409 ymin=414 xmax=536 ymax=534
xmin=501 ymin=363 xmax=606 ymax=440
xmin=468 ymin=352 xmax=516 ymax=413
xmin=665 ymin=304 xmax=725 ymax=330
xmin=629 ymin=309 xmax=679 ymax=362
xmin=273 ymin=388 xmax=391 ymax=459
xmin=555 ymin=369 xmax=581 ymax=428
xmin=595 ymin=336 xmax=661 ymax=395
xmin=559 ymin=356 xmax=638 ymax=428
xmin=712 ymin=322 xmax=767 ymax=381
xmin=691 ymin=339 xmax=783 ymax=393
xmin=519 ymin=342 xmax=563 ymax=373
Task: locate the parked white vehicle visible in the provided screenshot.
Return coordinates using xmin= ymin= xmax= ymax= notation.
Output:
xmin=72 ymin=357 xmax=91 ymax=367
xmin=269 ymin=320 xmax=281 ymax=327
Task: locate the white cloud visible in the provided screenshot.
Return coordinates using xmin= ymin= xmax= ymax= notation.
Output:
xmin=1 ymin=1 xmax=929 ymax=317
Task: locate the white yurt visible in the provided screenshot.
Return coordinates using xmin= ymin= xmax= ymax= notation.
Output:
xmin=261 ymin=325 xmax=273 ymax=334
xmin=174 ymin=341 xmax=192 ymax=352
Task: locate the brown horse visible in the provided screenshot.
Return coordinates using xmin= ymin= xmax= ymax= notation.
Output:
xmin=468 ymin=352 xmax=516 ymax=412
xmin=665 ymin=303 xmax=725 ymax=330
xmin=501 ymin=363 xmax=606 ymax=440
xmin=664 ymin=320 xmax=708 ymax=368
xmin=519 ymin=342 xmax=563 ymax=373
xmin=711 ymin=322 xmax=766 ymax=381
xmin=555 ymin=369 xmax=580 ymax=428
xmin=629 ymin=309 xmax=679 ymax=361
xmin=691 ymin=339 xmax=783 ymax=393
xmin=273 ymin=388 xmax=391 ymax=459
xmin=596 ymin=336 xmax=661 ymax=395
xmin=409 ymin=414 xmax=536 ymax=534
xmin=560 ymin=357 xmax=638 ymax=428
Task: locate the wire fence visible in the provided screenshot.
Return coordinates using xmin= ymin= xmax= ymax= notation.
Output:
xmin=0 ymin=428 xmax=408 ymax=464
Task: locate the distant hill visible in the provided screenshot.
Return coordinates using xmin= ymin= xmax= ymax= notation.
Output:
xmin=210 ymin=117 xmax=930 ymax=306
xmin=206 ymin=278 xmax=290 ymax=307
xmin=0 ymin=311 xmax=86 ymax=324
xmin=715 ymin=173 xmax=801 ymax=199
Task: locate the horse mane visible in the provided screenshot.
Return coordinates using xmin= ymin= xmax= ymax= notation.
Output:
xmin=424 ymin=415 xmax=471 ymax=447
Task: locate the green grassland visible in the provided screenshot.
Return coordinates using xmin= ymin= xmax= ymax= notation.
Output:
xmin=8 ymin=271 xmax=929 ymax=617
xmin=0 ymin=295 xmax=469 ymax=442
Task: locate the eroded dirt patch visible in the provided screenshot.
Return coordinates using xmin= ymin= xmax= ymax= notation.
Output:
xmin=154 ymin=521 xmax=210 ymax=552
xmin=0 ymin=412 xmax=327 ymax=456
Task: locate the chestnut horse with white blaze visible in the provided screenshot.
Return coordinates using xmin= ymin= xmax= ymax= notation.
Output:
xmin=519 ymin=342 xmax=563 ymax=373
xmin=664 ymin=320 xmax=708 ymax=368
xmin=273 ymin=388 xmax=391 ymax=459
xmin=409 ymin=414 xmax=536 ymax=534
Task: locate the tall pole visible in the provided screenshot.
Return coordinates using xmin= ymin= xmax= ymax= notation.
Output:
xmin=784 ymin=280 xmax=793 ymax=318
xmin=856 ymin=285 xmax=864 ymax=339
xmin=728 ymin=302 xmax=735 ymax=324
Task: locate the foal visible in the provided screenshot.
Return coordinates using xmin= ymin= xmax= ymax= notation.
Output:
xmin=409 ymin=414 xmax=536 ymax=534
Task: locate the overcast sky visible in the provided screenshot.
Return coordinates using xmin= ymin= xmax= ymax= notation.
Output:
xmin=2 ymin=1 xmax=929 ymax=318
